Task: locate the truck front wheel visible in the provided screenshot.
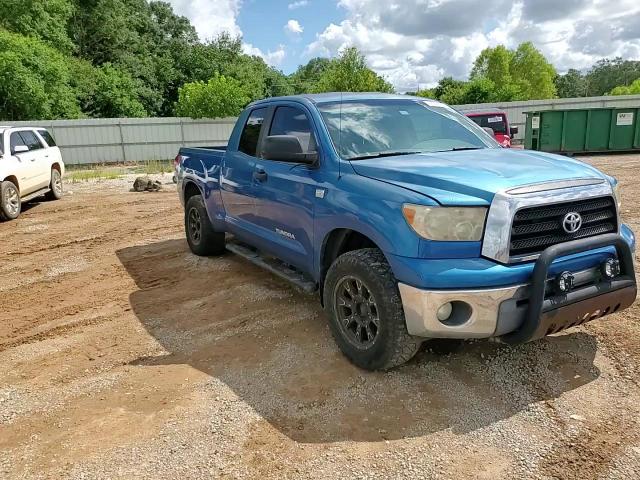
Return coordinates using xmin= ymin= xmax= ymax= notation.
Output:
xmin=184 ymin=194 xmax=225 ymax=256
xmin=323 ymin=248 xmax=422 ymax=370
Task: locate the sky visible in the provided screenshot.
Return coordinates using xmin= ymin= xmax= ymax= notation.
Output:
xmin=167 ymin=0 xmax=640 ymax=92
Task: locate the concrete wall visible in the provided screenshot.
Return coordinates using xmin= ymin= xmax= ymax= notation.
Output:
xmin=454 ymin=94 xmax=640 ymax=143
xmin=9 ymin=117 xmax=236 ymax=165
xmin=9 ymin=95 xmax=640 ymax=163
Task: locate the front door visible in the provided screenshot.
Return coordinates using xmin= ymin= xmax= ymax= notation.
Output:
xmin=9 ymin=131 xmax=41 ymax=195
xmin=252 ymin=104 xmax=319 ymax=273
xmin=220 ymin=106 xmax=268 ymax=239
xmin=17 ymin=130 xmax=50 ymax=189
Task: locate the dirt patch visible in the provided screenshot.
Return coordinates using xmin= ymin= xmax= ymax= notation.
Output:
xmin=1 ymin=154 xmax=639 ymax=479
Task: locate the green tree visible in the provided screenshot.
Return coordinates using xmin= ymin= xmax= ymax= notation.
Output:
xmin=585 ymin=58 xmax=640 ymax=96
xmin=471 ymin=45 xmax=513 ymax=86
xmin=175 ymin=74 xmax=249 ymax=118
xmin=69 ymin=0 xmax=200 ymax=116
xmin=510 ymin=42 xmax=557 ymax=99
xmin=313 ymin=47 xmax=394 ymax=93
xmin=466 ymin=42 xmax=556 ymax=102
xmin=0 ymin=0 xmax=75 ymax=53
xmin=555 ymin=69 xmax=586 ymax=98
xmin=609 ymin=78 xmax=640 ymax=95
xmin=461 ymin=77 xmax=495 ymax=104
xmin=225 ymin=54 xmax=293 ymax=101
xmin=428 ymin=77 xmax=466 ymax=104
xmin=289 ymin=57 xmax=332 ymax=93
xmin=0 ymin=30 xmax=80 ymax=120
xmin=414 ymin=88 xmax=436 ymax=98
xmin=72 ymin=62 xmax=147 ymax=117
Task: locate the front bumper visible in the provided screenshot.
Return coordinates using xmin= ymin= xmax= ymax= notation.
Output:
xmin=399 ymin=234 xmax=637 ymax=342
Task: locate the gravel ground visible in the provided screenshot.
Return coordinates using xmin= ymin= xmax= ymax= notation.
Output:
xmin=1 ymin=156 xmax=639 ymax=479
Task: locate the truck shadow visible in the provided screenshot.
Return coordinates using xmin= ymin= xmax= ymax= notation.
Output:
xmin=117 ymin=239 xmax=601 ymax=444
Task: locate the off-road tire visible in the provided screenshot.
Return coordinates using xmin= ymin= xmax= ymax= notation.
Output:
xmin=0 ymin=180 xmax=21 ymax=221
xmin=185 ymin=194 xmax=225 ymax=256
xmin=45 ymin=168 xmax=63 ymax=200
xmin=323 ymin=248 xmax=422 ymax=370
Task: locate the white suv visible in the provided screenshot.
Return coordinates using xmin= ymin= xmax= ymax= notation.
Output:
xmin=0 ymin=126 xmax=65 ymax=220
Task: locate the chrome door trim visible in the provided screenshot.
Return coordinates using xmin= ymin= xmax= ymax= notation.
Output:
xmin=482 ymin=178 xmax=617 ymax=264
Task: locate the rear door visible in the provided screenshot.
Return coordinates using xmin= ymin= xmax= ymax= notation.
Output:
xmin=251 ymin=104 xmax=320 ymax=272
xmin=37 ymin=129 xmax=63 ymax=170
xmin=220 ymin=107 xmax=268 ymax=237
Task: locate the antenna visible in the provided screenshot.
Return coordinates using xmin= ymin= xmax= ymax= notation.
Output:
xmin=338 ymin=91 xmax=343 ymax=179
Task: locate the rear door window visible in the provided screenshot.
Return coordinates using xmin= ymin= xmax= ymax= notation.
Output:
xmin=18 ymin=130 xmax=44 ymax=151
xmin=238 ymin=107 xmax=267 ymax=157
xmin=38 ymin=129 xmax=57 ymax=147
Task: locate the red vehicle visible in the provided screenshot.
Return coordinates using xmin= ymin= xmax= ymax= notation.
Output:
xmin=462 ymin=108 xmax=518 ymax=147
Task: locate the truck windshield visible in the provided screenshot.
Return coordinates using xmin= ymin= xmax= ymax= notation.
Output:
xmin=467 ymin=114 xmax=508 ymax=134
xmin=317 ymin=99 xmax=499 ymax=160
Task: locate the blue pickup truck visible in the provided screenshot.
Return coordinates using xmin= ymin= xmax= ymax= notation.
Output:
xmin=176 ymin=93 xmax=637 ymax=370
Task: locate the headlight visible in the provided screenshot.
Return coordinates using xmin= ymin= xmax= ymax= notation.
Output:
xmin=402 ymin=204 xmax=487 ymax=241
xmin=612 ymin=181 xmax=622 ymax=210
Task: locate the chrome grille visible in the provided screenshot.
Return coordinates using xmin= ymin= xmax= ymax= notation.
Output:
xmin=509 ymin=196 xmax=617 ymax=258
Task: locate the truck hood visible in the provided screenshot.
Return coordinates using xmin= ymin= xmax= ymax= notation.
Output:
xmin=349 ymin=148 xmax=607 ymax=206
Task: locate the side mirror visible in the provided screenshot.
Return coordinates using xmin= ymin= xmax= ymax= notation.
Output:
xmin=482 ymin=127 xmax=495 ymax=136
xmin=262 ymin=135 xmax=317 ymax=164
xmin=13 ymin=145 xmax=29 ymax=154
xmin=510 ymin=126 xmax=519 ymax=136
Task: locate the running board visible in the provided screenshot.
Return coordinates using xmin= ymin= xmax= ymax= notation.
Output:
xmin=21 ymin=187 xmax=51 ymax=202
xmin=226 ymin=241 xmax=318 ymax=294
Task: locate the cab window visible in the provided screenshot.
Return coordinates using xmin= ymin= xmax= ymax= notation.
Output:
xmin=238 ymin=107 xmax=267 ymax=157
xmin=10 ymin=132 xmax=28 ymax=154
xmin=18 ymin=131 xmax=44 ymax=151
xmin=269 ymin=106 xmax=316 ymax=153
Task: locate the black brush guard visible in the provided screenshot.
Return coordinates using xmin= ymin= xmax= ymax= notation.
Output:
xmin=502 ymin=233 xmax=637 ymax=344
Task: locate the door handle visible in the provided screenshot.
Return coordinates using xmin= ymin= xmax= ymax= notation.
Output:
xmin=253 ymin=168 xmax=268 ymax=182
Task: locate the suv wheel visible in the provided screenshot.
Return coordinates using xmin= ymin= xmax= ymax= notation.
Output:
xmin=323 ymin=248 xmax=422 ymax=370
xmin=45 ymin=169 xmax=63 ymax=200
xmin=0 ymin=180 xmax=21 ymax=220
xmin=185 ymin=194 xmax=225 ymax=256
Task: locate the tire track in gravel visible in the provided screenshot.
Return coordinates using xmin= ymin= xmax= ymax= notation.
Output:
xmin=0 ymin=315 xmax=116 ymax=353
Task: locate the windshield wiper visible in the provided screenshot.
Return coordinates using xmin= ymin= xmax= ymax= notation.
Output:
xmin=348 ymin=151 xmax=423 ymax=161
xmin=434 ymin=147 xmax=484 ymax=152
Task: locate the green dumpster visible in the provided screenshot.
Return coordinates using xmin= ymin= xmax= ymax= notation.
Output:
xmin=524 ymin=107 xmax=640 ymax=154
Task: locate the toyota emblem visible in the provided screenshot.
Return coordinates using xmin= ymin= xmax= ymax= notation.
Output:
xmin=562 ymin=212 xmax=582 ymax=234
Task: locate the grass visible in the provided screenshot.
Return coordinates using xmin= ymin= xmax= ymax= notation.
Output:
xmin=65 ymin=159 xmax=174 ymax=182
xmin=132 ymin=159 xmax=174 ymax=175
xmin=67 ymin=168 xmax=122 ymax=183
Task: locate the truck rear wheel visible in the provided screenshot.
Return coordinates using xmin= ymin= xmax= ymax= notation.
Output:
xmin=45 ymin=168 xmax=63 ymax=200
xmin=323 ymin=248 xmax=422 ymax=370
xmin=185 ymin=194 xmax=225 ymax=256
xmin=0 ymin=180 xmax=21 ymax=221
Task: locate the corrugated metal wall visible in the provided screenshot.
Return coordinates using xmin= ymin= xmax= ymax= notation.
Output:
xmin=9 ymin=117 xmax=236 ymax=165
xmin=454 ymin=94 xmax=640 ymax=143
xmin=8 ymin=95 xmax=640 ymax=164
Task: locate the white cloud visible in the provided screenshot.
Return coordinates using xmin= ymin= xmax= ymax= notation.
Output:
xmin=167 ymin=0 xmax=241 ymax=41
xmin=288 ymin=0 xmax=309 ymax=9
xmin=285 ymin=19 xmax=304 ymax=35
xmin=306 ymin=0 xmax=640 ymax=91
xmin=243 ymin=43 xmax=287 ymax=66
